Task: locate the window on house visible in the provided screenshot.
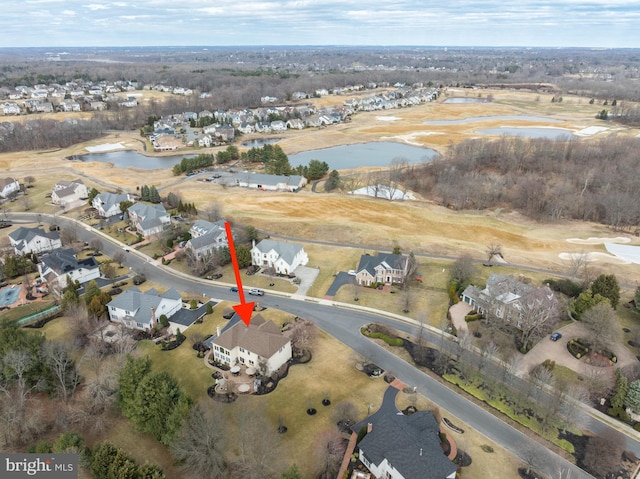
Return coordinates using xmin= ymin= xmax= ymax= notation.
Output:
xmin=240 ymin=347 xmax=245 ymax=353
xmin=249 ymin=360 xmax=254 ymax=365
xmin=240 ymin=357 xmax=245 ymax=363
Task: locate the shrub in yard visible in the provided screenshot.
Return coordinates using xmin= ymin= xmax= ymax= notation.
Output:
xmin=608 ymin=407 xmax=631 ymax=422
xmin=448 ymin=281 xmax=460 ymax=304
xmin=366 ymin=331 xmax=403 ymax=346
xmin=567 ymin=339 xmax=589 ymax=359
xmin=464 ymin=313 xmax=483 ymax=322
xmin=190 ymin=299 xmax=197 ymax=309
xmin=541 ymin=359 xmax=556 ymax=371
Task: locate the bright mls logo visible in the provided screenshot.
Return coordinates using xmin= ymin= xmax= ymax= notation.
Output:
xmin=1 ymin=454 xmax=77 ymax=478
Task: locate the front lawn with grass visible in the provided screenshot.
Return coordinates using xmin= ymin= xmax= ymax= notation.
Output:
xmin=227 ymin=328 xmax=390 ymax=478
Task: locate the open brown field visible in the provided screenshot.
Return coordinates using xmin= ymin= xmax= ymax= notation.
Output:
xmin=3 ymin=87 xmax=639 ymax=291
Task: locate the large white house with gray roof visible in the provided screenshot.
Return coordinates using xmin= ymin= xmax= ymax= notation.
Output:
xmin=211 ymin=314 xmax=291 ymax=375
xmin=8 ymin=226 xmax=63 ymax=255
xmin=92 ymin=191 xmax=134 ymax=218
xmin=51 ymin=179 xmax=89 ymax=207
xmin=250 ymin=239 xmax=308 ymax=275
xmin=356 ymin=408 xmax=457 ymax=479
xmin=107 ymin=286 xmax=182 ymax=331
xmin=127 ymin=202 xmax=170 ymax=237
xmin=186 ymin=219 xmax=228 ymax=260
xmin=38 ymin=248 xmax=100 ymax=290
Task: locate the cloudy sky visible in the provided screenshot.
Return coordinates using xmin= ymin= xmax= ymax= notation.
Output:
xmin=2 ymin=0 xmax=639 ymax=48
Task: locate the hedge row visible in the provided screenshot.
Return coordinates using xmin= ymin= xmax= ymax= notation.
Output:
xmin=362 ymin=328 xmax=404 ymax=347
xmin=464 ymin=313 xmax=483 ymax=322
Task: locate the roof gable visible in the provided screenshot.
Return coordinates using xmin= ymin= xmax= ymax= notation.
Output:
xmin=358 ymin=411 xmax=457 ymax=479
xmin=254 ymin=239 xmax=303 ymax=265
xmin=212 ymin=314 xmax=289 ymax=359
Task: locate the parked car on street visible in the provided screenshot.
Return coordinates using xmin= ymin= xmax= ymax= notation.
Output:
xmin=230 ymin=286 xmax=238 ymax=292
xmin=550 ymin=332 xmax=562 ymax=341
xmin=248 ymin=288 xmax=264 ymax=296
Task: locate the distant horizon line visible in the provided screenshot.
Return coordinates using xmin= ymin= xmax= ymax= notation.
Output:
xmin=0 ymin=44 xmax=636 ymax=51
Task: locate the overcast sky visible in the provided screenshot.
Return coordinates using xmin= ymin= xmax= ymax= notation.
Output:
xmin=2 ymin=0 xmax=639 ymax=48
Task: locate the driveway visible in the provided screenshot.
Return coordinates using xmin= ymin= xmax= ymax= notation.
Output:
xmin=293 ymin=265 xmax=320 ymax=296
xmin=517 ymin=321 xmax=639 ymax=377
xmin=449 ymin=301 xmax=473 ymax=334
xmin=324 ymin=271 xmax=354 ymax=298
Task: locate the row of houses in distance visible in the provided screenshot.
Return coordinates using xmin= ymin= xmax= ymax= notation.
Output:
xmin=148 ymin=83 xmax=439 ymax=149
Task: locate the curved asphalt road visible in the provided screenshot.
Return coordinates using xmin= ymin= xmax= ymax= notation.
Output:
xmin=9 ymin=212 xmax=634 ymax=478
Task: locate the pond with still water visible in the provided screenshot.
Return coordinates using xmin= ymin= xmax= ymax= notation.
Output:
xmin=75 ymin=142 xmax=437 ymax=171
xmin=288 ymin=142 xmax=438 ymax=170
xmin=75 ymin=150 xmax=196 ymax=170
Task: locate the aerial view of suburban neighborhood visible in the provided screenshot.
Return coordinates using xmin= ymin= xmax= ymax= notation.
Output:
xmin=2 ymin=11 xmax=640 ymax=479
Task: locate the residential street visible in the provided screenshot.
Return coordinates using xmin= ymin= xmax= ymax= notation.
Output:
xmin=8 ymin=212 xmax=637 ymax=478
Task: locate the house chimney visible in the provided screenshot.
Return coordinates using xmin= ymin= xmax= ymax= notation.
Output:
xmin=150 ymin=307 xmax=156 ymax=326
xmin=367 ymin=423 xmax=373 ymax=433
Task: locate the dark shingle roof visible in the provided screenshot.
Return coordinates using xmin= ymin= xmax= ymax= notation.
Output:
xmin=358 ymin=411 xmax=457 ymax=479
xmin=212 ymin=314 xmax=289 ymax=359
xmin=356 ymin=252 xmax=406 ymax=276
xmin=40 ymin=248 xmax=99 ymax=275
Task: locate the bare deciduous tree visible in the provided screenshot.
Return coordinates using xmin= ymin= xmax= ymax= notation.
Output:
xmin=583 ymin=429 xmax=625 ymax=478
xmin=41 ymin=341 xmax=79 ymax=403
xmin=170 ymin=405 xmax=228 ymax=479
xmin=203 ymin=202 xmax=223 ymax=222
xmin=0 ymin=350 xmax=45 ymax=447
xmin=517 ymin=288 xmax=559 ymax=351
xmin=332 ymin=401 xmax=359 ymax=430
xmin=450 ymin=253 xmax=477 ymax=285
xmin=289 ymin=318 xmax=317 ymax=353
xmin=580 ymin=302 xmax=620 ymax=353
xmin=113 ymin=250 xmax=126 ymax=267
xmin=313 ymin=428 xmax=346 ymax=479
xmin=231 ymin=402 xmax=283 ymax=479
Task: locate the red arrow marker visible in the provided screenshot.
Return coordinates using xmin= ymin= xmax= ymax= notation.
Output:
xmin=225 ymin=221 xmax=254 ymax=326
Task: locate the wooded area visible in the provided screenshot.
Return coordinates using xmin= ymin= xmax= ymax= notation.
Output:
xmin=402 ymin=135 xmax=640 ymax=230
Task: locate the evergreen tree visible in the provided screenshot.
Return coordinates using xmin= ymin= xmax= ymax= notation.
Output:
xmin=53 ymin=432 xmax=84 ymax=453
xmin=591 ymin=274 xmax=620 ymax=309
xmin=281 ymin=464 xmax=305 ymax=479
xmin=611 ymin=368 xmax=628 ymax=409
xmin=119 ymin=200 xmax=134 ymax=214
xmin=83 ymin=280 xmax=102 ymax=306
xmin=570 ymin=290 xmax=609 ymax=319
xmin=325 ymin=170 xmax=341 ymax=191
xmin=61 ymin=275 xmax=81 ymax=309
xmin=141 ymin=185 xmax=150 ymax=201
xmin=88 ymin=187 xmax=100 ymax=203
xmin=305 ymin=159 xmax=330 ymax=180
xmin=625 ymin=380 xmax=640 ymax=414
xmin=129 ymin=371 xmax=192 ymax=445
xmin=149 ymin=185 xmax=161 ymax=204
xmin=236 ymin=245 xmax=252 ymax=268
xmin=118 ymin=356 xmax=152 ymax=417
xmin=138 ymin=463 xmax=167 ymax=479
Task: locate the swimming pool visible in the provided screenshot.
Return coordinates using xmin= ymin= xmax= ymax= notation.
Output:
xmin=0 ymin=286 xmax=22 ymax=307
